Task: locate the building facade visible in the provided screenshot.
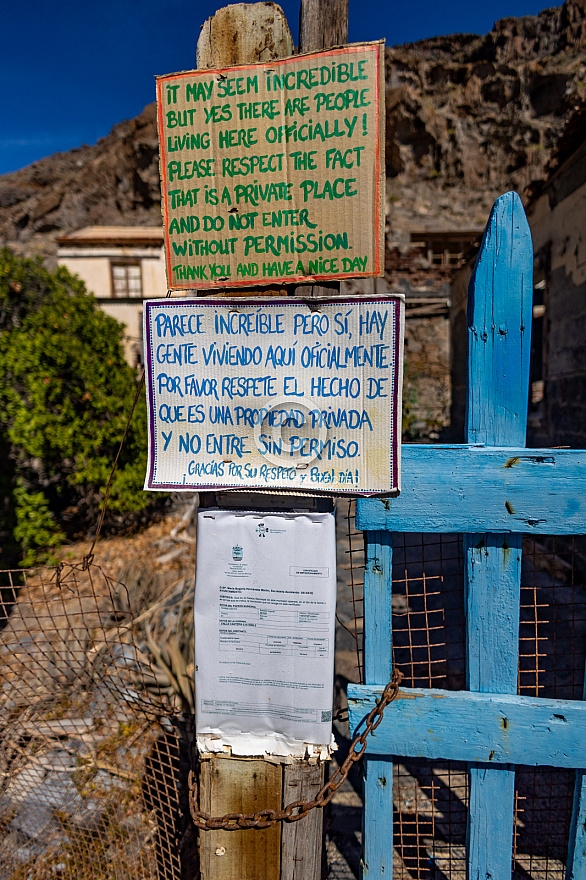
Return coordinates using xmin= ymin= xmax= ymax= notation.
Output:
xmin=57 ymin=227 xmax=167 ymax=366
xmin=525 ymin=125 xmax=586 ymax=448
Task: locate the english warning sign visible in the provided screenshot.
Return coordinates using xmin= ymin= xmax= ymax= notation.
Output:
xmin=144 ymin=295 xmax=404 ymax=494
xmin=156 ymin=42 xmax=385 ymax=289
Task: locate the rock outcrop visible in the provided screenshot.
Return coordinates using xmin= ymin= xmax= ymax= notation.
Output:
xmin=384 ymin=0 xmax=586 ymax=247
xmin=0 ymin=0 xmax=584 ymax=264
xmin=0 ymin=106 xmax=161 ymax=263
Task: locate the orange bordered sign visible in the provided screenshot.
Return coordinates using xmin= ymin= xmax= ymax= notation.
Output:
xmin=156 ymin=42 xmax=385 ymax=290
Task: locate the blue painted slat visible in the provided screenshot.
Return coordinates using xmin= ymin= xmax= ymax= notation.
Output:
xmin=464 ymin=191 xmax=532 ymax=880
xmin=363 ymin=532 xmax=393 ymax=685
xmin=465 ymin=533 xmax=520 ymax=878
xmin=362 ymin=532 xmax=394 ymax=879
xmin=464 ymin=533 xmax=521 ymax=693
xmin=356 ymin=447 xmax=586 ymax=534
xmin=362 ymin=757 xmax=394 ymax=880
xmin=347 ymin=687 xmax=586 ymax=768
xmin=466 ymin=192 xmax=533 ymax=447
xmin=468 ymin=767 xmax=515 ymax=878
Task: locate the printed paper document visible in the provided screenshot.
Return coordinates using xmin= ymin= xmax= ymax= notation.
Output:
xmin=195 ymin=509 xmax=336 ymax=746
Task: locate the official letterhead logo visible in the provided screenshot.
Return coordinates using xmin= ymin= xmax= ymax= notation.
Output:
xmin=256 ymin=523 xmax=267 ymax=538
xmin=232 ymin=544 xmax=243 ymax=560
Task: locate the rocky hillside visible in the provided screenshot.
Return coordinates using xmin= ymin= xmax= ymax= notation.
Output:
xmin=384 ymin=0 xmax=586 ymax=247
xmin=0 ymin=106 xmax=162 ymax=263
xmin=0 ymin=0 xmax=584 ymax=264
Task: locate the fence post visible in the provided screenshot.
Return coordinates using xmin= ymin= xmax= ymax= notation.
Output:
xmin=566 ymin=675 xmax=586 ymax=878
xmin=464 ymin=191 xmax=533 ymax=879
xmin=362 ymin=531 xmax=394 ymax=878
xmin=194 ymin=5 xmax=346 ymax=878
xmin=285 ymin=6 xmax=348 ymax=874
xmin=195 ymin=15 xmax=290 ymax=880
xmin=294 ymin=0 xmax=348 ymax=301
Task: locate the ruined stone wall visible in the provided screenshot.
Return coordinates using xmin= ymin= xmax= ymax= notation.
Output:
xmin=449 ymin=263 xmax=473 ymax=441
xmin=528 ymin=141 xmax=586 ymax=448
xmin=403 ymin=311 xmax=451 ymax=441
xmin=343 ymin=277 xmax=451 ymax=441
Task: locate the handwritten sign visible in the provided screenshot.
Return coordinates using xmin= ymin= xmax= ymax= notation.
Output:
xmin=156 ymin=42 xmax=384 ymax=289
xmin=144 ymin=296 xmax=404 ymax=494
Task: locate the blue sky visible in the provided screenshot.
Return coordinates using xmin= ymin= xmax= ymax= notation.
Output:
xmin=0 ymin=0 xmax=555 ymax=175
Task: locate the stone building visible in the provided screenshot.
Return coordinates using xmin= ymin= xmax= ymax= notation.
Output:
xmin=524 ymin=107 xmax=586 ymax=448
xmin=57 ymin=227 xmax=166 ymax=366
xmin=382 ymin=227 xmax=481 ymax=440
xmin=450 ymin=105 xmax=586 ymax=446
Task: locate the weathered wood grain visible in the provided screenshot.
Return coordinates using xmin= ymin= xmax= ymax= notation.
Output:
xmin=199 ymin=756 xmax=282 ymax=880
xmin=356 ymin=446 xmax=586 ymax=534
xmin=196 ymin=4 xmax=293 ymax=298
xmin=347 ymin=687 xmax=586 ymax=768
xmin=281 ymin=762 xmax=324 ymax=880
xmin=295 ymin=0 xmax=348 ymax=300
xmin=299 ymin=0 xmax=348 ymax=52
xmin=197 ymin=2 xmax=293 ymax=69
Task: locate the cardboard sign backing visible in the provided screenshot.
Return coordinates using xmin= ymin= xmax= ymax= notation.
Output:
xmin=156 ymin=42 xmax=385 ymax=289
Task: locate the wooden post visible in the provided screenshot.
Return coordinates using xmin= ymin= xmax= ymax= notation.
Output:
xmin=463 ymin=192 xmax=532 ymax=879
xmin=199 ymin=757 xmax=282 ymax=880
xmin=295 ymin=0 xmax=348 ymax=300
xmin=299 ymin=0 xmax=348 ymax=51
xmin=195 ymin=5 xmax=347 ymax=878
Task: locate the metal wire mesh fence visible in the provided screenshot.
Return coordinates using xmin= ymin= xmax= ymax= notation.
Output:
xmin=334 ymin=502 xmax=586 ymax=880
xmin=0 ymin=501 xmax=584 ymax=879
xmin=0 ymin=558 xmax=193 ymax=880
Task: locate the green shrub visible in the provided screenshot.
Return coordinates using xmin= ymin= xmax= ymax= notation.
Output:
xmin=0 ymin=248 xmax=155 ymax=566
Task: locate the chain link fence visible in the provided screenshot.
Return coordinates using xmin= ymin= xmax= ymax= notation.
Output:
xmin=0 ymin=543 xmax=194 ymax=880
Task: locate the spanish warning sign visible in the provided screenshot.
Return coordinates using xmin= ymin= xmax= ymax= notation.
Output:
xmin=156 ymin=42 xmax=384 ymax=290
xmin=143 ymin=295 xmax=404 ymax=494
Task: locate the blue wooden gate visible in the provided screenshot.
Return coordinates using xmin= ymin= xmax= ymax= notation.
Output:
xmin=348 ymin=192 xmax=586 ymax=879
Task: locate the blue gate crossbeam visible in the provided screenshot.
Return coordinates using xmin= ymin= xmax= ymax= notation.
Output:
xmin=348 ymin=192 xmax=586 ymax=880
xmin=356 ymin=445 xmax=586 ymax=534
xmin=348 ymin=688 xmax=586 ymax=769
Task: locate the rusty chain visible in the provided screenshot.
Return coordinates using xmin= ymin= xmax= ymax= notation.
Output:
xmin=188 ymin=668 xmax=403 ymax=830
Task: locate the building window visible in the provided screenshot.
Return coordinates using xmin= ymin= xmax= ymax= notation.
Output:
xmin=111 ymin=262 xmax=142 ymax=298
